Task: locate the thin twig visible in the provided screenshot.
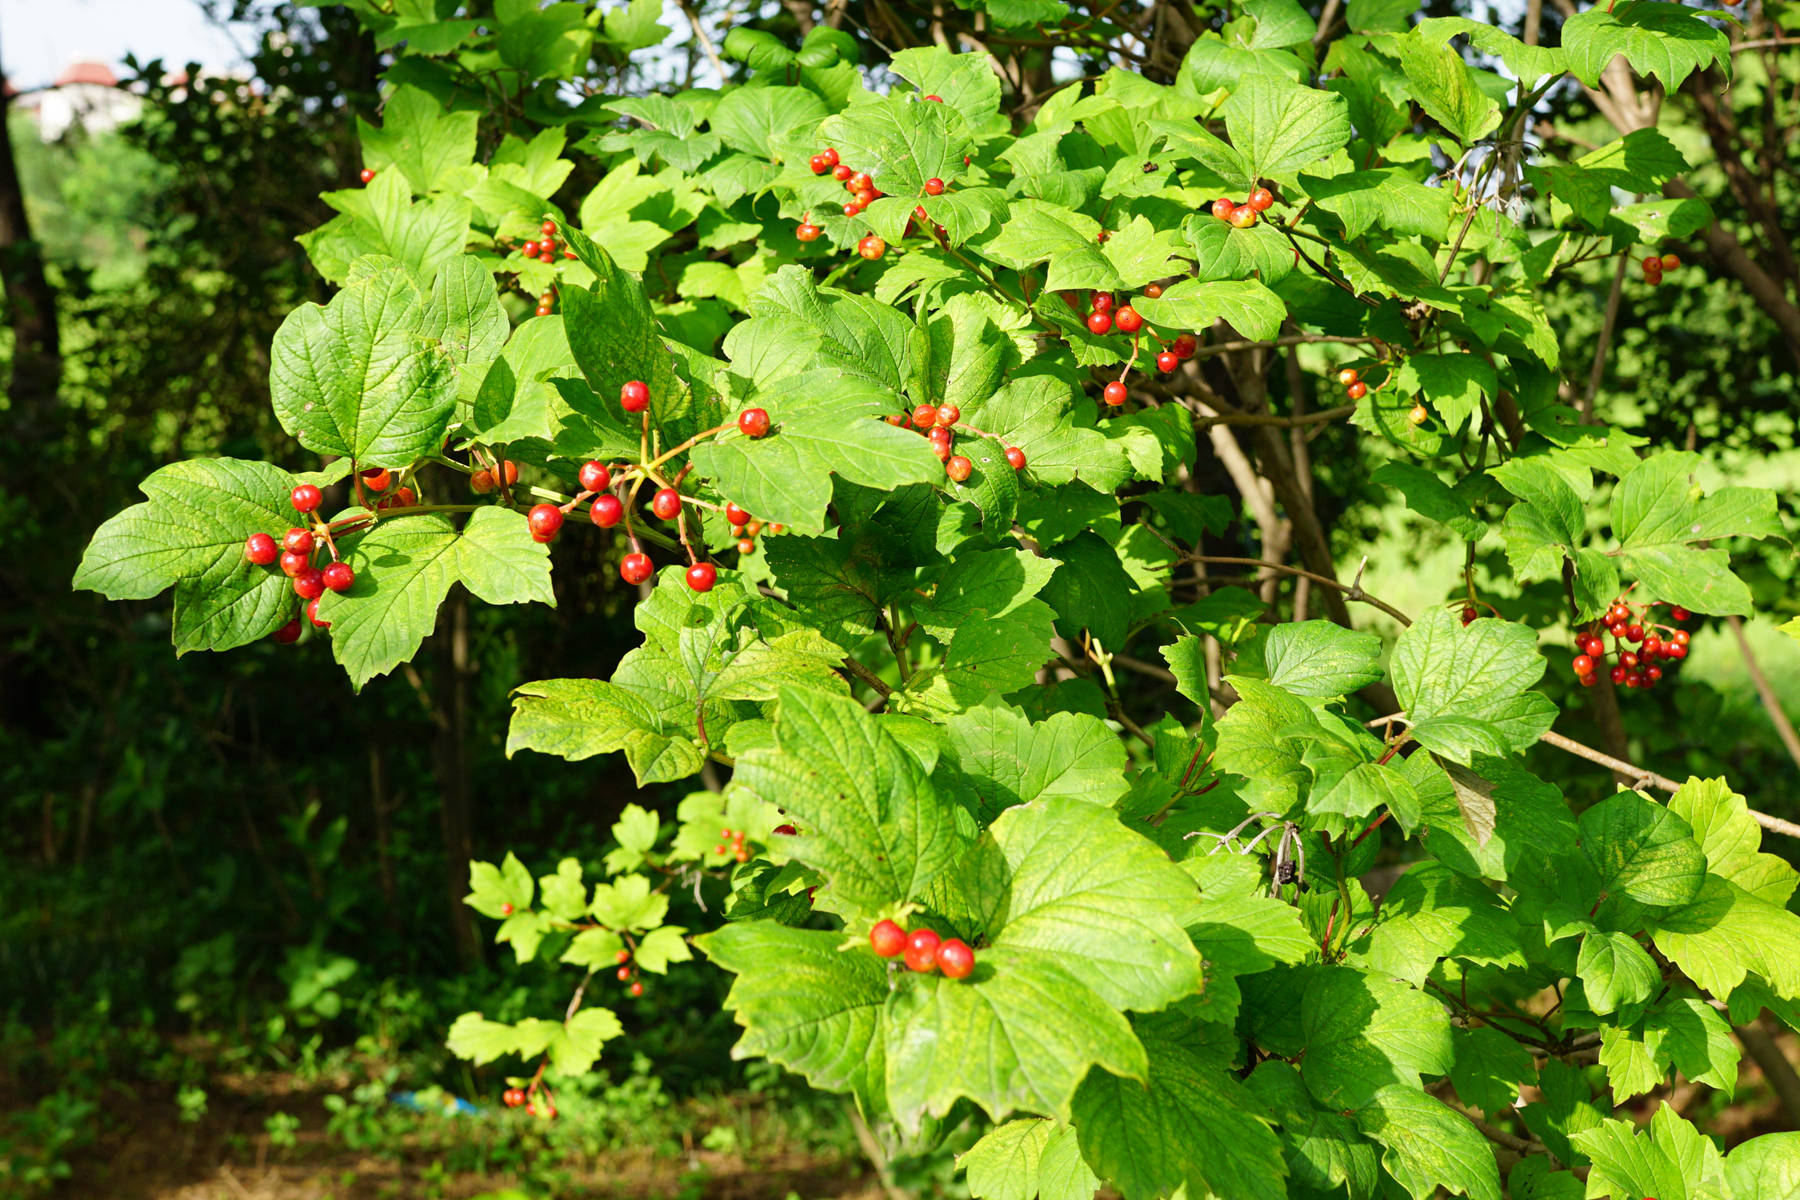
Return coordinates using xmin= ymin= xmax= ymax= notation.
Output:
xmin=1538 ymin=730 xmax=1800 ymax=839
xmin=1180 ymin=555 xmax=1413 ymax=626
xmin=1725 ymin=615 xmax=1800 ymax=774
xmin=841 ymin=655 xmax=893 ymax=697
xmin=1194 ymin=404 xmax=1357 ymax=429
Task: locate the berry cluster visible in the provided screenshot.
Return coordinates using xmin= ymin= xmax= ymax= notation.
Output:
xmin=502 ymin=1086 xmax=556 ymax=1119
xmin=519 ymin=218 xmax=578 ymax=270
xmin=243 ymin=483 xmax=359 ymax=639
xmin=1208 ymin=186 xmax=1275 ymax=229
xmin=801 ymin=138 xmax=960 ymax=261
xmin=1641 ymin=252 xmax=1680 ymax=287
xmin=713 ymin=826 xmax=752 ymax=864
xmin=868 ymin=919 xmax=975 ymax=980
xmin=883 ymin=402 xmax=1026 ymax=481
xmin=614 ymin=947 xmax=645 ymax=997
xmin=1571 ymin=598 xmax=1692 ymax=690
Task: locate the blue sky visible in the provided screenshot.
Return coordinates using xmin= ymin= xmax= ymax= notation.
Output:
xmin=1 ymin=0 xmax=253 ymax=89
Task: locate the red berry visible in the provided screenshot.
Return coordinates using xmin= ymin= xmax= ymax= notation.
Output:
xmin=1173 ymin=334 xmax=1198 ymax=358
xmin=1661 ymin=253 xmax=1681 ymax=270
xmin=616 ymin=965 xmax=632 ymax=981
xmin=924 ymin=93 xmax=943 ymax=102
xmin=293 ymin=568 xmax=325 ymax=600
xmin=773 ymin=824 xmax=797 ymax=836
xmin=737 ymin=537 xmax=756 ymax=555
xmin=912 ymin=404 xmax=939 ymax=429
xmin=738 ymin=407 xmax=771 ymax=438
xmin=615 ymin=949 xmax=631 ymax=964
xmin=651 ymin=487 xmax=682 ymax=520
xmin=500 ymin=903 xmax=514 ymax=916
xmin=1086 ymin=311 xmax=1113 ymax=335
xmin=724 ymin=502 xmax=752 ymax=525
xmin=1642 ymin=255 xmax=1662 ymax=272
xmin=1347 ymin=381 xmax=1368 ymax=400
xmin=1642 ymin=635 xmax=1662 ymax=656
xmin=279 ymin=550 xmax=309 ymax=578
xmin=1672 ymin=630 xmax=1690 ymax=646
xmin=903 ymin=928 xmax=941 ymax=973
xmin=535 ymin=305 xmax=552 ymax=317
xmin=853 ymin=187 xmax=877 ymax=207
xmin=579 ymin=461 xmax=611 ymax=493
xmin=1668 ymin=643 xmax=1688 ymax=660
xmin=924 ymin=177 xmax=946 ymax=196
xmin=1114 ymin=306 xmax=1143 ymax=333
xmin=1230 ymin=205 xmax=1258 ymax=229
xmin=621 ymin=552 xmax=654 ymax=585
xmin=946 ymin=455 xmax=973 ymax=483
xmin=832 ymin=163 xmax=852 ymax=181
xmin=1611 ymin=665 xmax=1628 ymax=684
xmin=870 ymin=919 xmax=907 ymax=957
xmin=322 ymin=562 xmax=355 ymax=593
xmin=1579 ymin=673 xmax=1597 ymax=687
xmin=936 ymin=938 xmax=974 ymax=979
xmin=359 ymin=167 xmax=376 ymax=184
xmin=1573 ymin=654 xmax=1594 ymax=676
xmin=1619 ymin=650 xmax=1639 ymax=670
xmin=291 ymin=484 xmax=323 ymax=514
xmin=1211 ymin=197 xmax=1234 ymax=221
xmin=1156 ymin=351 xmax=1179 ymax=373
xmin=1583 ymin=636 xmax=1606 ymax=657
xmin=245 ymin=533 xmax=279 ymax=565
xmin=361 ymin=467 xmax=391 ymax=491
xmin=927 ymin=427 xmax=953 ymax=461
xmin=1005 ymin=446 xmax=1026 ymax=470
xmin=810 ymin=154 xmax=829 ymax=174
xmin=588 ymin=495 xmax=623 ymax=528
xmin=620 ymin=380 xmax=650 ymax=413
xmin=1337 ymin=368 xmax=1360 ymax=386
xmin=304 ymin=597 xmax=328 ymax=629
xmin=1144 ymin=283 xmax=1163 ymax=298
xmin=1625 ymin=624 xmax=1644 ymax=643
xmin=629 ymin=981 xmax=644 ymax=997
xmin=796 ymin=222 xmax=821 ymax=242
xmin=539 ymin=250 xmax=555 ymax=264
xmin=821 ymin=147 xmax=840 ymax=168
xmin=1627 ymin=670 xmax=1646 ymax=688
xmin=1461 ymin=606 xmax=1478 ymax=625
xmin=1090 ymin=292 xmax=1115 ymax=313
xmin=1670 ymin=606 xmax=1690 ymax=622
xmin=858 ymin=235 xmax=887 ymax=260
xmin=528 ymin=503 xmax=565 ymax=543
xmin=936 ymin=404 xmax=961 ymax=427
xmin=523 ymin=241 xmax=540 ymax=258
xmin=471 ymin=469 xmax=495 ymax=494
xmin=272 ymin=618 xmax=302 ymax=644
xmin=1103 ymin=381 xmax=1128 ymax=406
xmin=1249 ymin=186 xmax=1275 ymax=212
xmin=685 ymin=562 xmax=717 ymax=593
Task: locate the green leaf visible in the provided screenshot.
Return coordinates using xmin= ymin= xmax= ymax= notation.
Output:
xmin=465 ymin=853 xmax=534 ymax=919
xmin=587 ymin=873 xmax=668 ymax=931
xmin=1246 ymin=1061 xmax=1382 ymax=1200
xmin=1669 ymin=776 xmax=1797 ymax=905
xmin=943 ymin=702 xmax=1130 ymax=818
xmin=819 ymin=94 xmax=972 ymax=198
xmin=733 ymin=688 xmax=962 ymax=907
xmin=890 ymin=46 xmax=1004 ymax=130
xmin=356 ymin=86 xmax=480 ymax=195
xmin=1300 ymin=967 xmax=1454 ymax=1109
xmin=1562 ymin=1 xmax=1731 ymax=92
xmin=978 ymin=200 xmax=1116 ymax=291
xmin=883 ymin=946 xmax=1145 ymax=1131
xmin=536 ymin=858 xmax=587 ymax=922
xmin=692 ymin=370 xmax=942 ymax=536
xmin=1394 ymin=354 xmax=1496 ymax=432
xmin=1133 ymin=277 xmax=1287 ymax=341
xmin=74 ymin=458 xmax=311 ymax=652
xmin=549 ymin=1007 xmax=626 ymax=1076
xmin=1577 ymin=929 xmax=1660 ymax=1015
xmin=700 ymin=920 xmax=890 ymax=1115
xmin=1646 ymin=996 xmax=1739 ymax=1096
xmin=1392 ymin=26 xmax=1501 ymax=147
xmin=1449 ymin=1024 xmax=1533 ymax=1116
xmin=1370 ymin=463 xmax=1486 ymax=541
xmin=446 ymin=1012 xmax=523 ymax=1066
xmin=559 ymin=230 xmax=685 ymax=424
xmin=1578 ymin=791 xmax=1706 ymax=908
xmin=1357 ymin=863 xmax=1525 ymax=987
xmin=1611 ymin=452 xmax=1778 ymax=616
xmin=269 ymin=257 xmax=456 ymax=466
xmin=1353 ymin=1086 xmax=1501 ymax=1200
xmin=1262 ymin=620 xmax=1383 ymax=698
xmin=1389 ymin=609 xmax=1554 ymax=759
xmin=506 ymin=676 xmax=708 ymax=784
xmin=1072 ymin=1037 xmax=1286 ymax=1200
xmin=1223 ymin=75 xmax=1351 ymax=181
xmin=1182 ymin=215 xmax=1297 ymax=284
xmin=1652 ymin=876 xmax=1800 ymax=999
xmin=959 ymin=797 xmax=1203 ymax=1012
xmin=631 ymin=925 xmax=693 ymax=974
xmin=1300 ymin=167 xmax=1453 ymax=241
xmin=315 ymin=508 xmax=555 ymax=690
xmin=961 ymin=1119 xmax=1099 ymax=1200
xmin=1724 ymin=1133 xmax=1800 ymax=1199
xmin=302 ymin=173 xmax=471 ymax=287
xmin=1571 ymin=1106 xmax=1728 ymax=1200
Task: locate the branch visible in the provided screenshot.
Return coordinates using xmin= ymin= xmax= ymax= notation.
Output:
xmin=841 ymin=655 xmax=893 ymax=698
xmin=1538 ymin=729 xmax=1800 ymax=839
xmin=1181 ymin=555 xmax=1413 ymax=627
xmin=1195 ymin=404 xmax=1356 ymax=429
xmin=1725 ymin=615 xmax=1800 ymax=775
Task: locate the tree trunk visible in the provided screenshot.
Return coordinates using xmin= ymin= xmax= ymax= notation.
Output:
xmin=433 ymin=589 xmax=483 ymax=968
xmin=0 ymin=78 xmax=62 ymax=441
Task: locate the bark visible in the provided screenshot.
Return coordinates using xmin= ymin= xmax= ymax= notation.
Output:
xmin=433 ymin=589 xmax=483 ymax=968
xmin=0 ymin=78 xmax=62 ymax=444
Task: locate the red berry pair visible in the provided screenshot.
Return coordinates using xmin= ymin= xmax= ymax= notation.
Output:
xmin=868 ymin=919 xmax=975 ymax=979
xmin=1209 ymin=186 xmax=1275 ymax=229
xmin=472 ymin=459 xmax=519 ymax=494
